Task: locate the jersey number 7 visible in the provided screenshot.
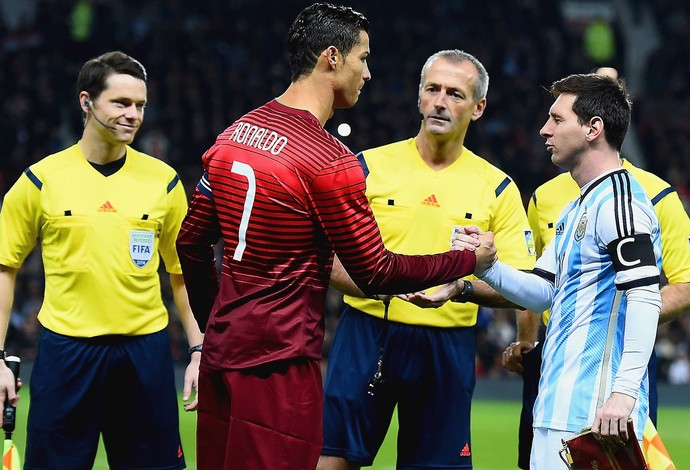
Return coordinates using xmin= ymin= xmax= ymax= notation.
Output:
xmin=231 ymin=161 xmax=256 ymax=261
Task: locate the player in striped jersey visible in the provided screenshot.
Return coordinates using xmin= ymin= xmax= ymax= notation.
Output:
xmin=176 ymin=5 xmax=489 ymax=470
xmin=503 ymin=158 xmax=690 ymax=469
xmin=472 ymin=73 xmax=662 ymax=469
xmin=503 ymin=67 xmax=690 ymax=470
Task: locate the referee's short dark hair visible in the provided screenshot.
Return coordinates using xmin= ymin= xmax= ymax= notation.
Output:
xmin=77 ymin=51 xmax=148 ymax=101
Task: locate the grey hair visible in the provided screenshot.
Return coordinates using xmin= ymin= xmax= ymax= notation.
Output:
xmin=418 ymin=49 xmax=489 ymax=101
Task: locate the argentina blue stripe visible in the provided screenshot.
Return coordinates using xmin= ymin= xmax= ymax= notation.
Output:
xmin=196 ymin=172 xmax=213 ymax=200
xmin=356 ymin=152 xmax=369 ymax=178
xmin=167 ymin=174 xmax=180 ymax=193
xmin=24 ymin=168 xmax=43 ymax=190
xmin=495 ymin=177 xmax=511 ymax=198
xmin=635 ymin=371 xmax=649 ymax=435
xmin=542 ymin=207 xmax=581 ymax=423
xmin=650 ymin=187 xmax=674 ymax=206
xmin=568 ymin=263 xmax=615 ymax=425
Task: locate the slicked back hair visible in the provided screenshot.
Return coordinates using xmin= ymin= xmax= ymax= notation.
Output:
xmin=287 ymin=2 xmax=369 ymax=82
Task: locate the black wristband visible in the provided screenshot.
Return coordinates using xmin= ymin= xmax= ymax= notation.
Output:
xmin=0 ymin=350 xmax=5 ymax=360
xmin=450 ymin=280 xmax=474 ymax=303
xmin=188 ymin=344 xmax=203 ymax=355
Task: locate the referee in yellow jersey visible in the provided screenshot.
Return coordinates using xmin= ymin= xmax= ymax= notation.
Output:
xmin=0 ymin=51 xmax=203 ymax=470
xmin=320 ymin=49 xmax=535 ymax=470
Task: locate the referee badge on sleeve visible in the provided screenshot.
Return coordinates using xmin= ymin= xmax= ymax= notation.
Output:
xmin=524 ymin=230 xmax=537 ymax=256
xmin=130 ymin=230 xmax=154 ymax=268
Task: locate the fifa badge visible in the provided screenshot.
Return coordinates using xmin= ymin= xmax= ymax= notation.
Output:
xmin=130 ymin=230 xmax=154 ymax=267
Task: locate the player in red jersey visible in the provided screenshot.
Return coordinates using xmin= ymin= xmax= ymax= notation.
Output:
xmin=176 ymin=3 xmax=492 ymax=470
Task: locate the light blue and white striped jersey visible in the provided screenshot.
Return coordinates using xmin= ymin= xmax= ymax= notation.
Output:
xmin=532 ymin=169 xmax=661 ymax=438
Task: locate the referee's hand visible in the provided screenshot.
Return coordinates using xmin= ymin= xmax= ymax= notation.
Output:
xmin=501 ymin=340 xmax=535 ymax=374
xmin=0 ymin=362 xmax=20 ymax=428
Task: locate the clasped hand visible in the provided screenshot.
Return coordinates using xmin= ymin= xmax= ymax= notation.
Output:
xmin=450 ymin=225 xmax=497 ymax=276
xmin=386 ymin=226 xmax=498 ymax=308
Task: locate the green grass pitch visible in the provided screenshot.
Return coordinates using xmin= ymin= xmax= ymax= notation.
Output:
xmin=10 ymin=393 xmax=690 ymax=469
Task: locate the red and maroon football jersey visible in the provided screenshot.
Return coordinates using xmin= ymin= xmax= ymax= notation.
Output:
xmin=177 ymin=100 xmax=475 ymax=370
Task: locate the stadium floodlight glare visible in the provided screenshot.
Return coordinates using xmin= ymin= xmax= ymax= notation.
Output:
xmin=337 ymin=123 xmax=351 ymax=137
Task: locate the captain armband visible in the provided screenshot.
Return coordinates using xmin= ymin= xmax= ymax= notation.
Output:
xmin=606 ymin=234 xmax=656 ymax=272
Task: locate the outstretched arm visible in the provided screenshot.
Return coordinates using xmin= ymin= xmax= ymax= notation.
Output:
xmin=479 ymin=261 xmax=554 ymax=314
xmin=329 ymin=227 xmax=484 ymax=302
xmin=399 ymin=278 xmax=526 ymax=309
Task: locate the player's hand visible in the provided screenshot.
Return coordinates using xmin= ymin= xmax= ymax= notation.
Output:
xmin=501 ymin=340 xmax=536 ymax=374
xmin=450 ymin=226 xmax=482 ymax=252
xmin=592 ymin=392 xmax=635 ymax=446
xmin=473 ymin=232 xmax=497 ymax=276
xmin=182 ymin=352 xmax=201 ymax=412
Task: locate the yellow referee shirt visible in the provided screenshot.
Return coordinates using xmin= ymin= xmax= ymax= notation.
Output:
xmin=346 ymin=138 xmax=536 ymax=327
xmin=0 ymin=144 xmax=188 ymax=337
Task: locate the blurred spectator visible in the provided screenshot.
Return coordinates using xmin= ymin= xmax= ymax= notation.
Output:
xmin=668 ymin=349 xmax=690 ymax=385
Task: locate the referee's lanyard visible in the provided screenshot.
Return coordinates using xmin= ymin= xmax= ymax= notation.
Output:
xmin=367 ymin=298 xmax=390 ymax=396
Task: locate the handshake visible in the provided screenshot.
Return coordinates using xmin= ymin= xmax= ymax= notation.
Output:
xmin=394 ymin=226 xmax=500 ymax=309
xmin=451 ymin=226 xmax=497 ymax=276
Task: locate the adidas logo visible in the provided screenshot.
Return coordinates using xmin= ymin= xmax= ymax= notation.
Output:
xmin=98 ymin=201 xmax=117 ymax=212
xmin=421 ymin=194 xmax=440 ymax=207
xmin=459 ymin=442 xmax=471 ymax=457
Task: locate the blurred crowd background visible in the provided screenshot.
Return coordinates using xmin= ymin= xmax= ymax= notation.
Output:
xmin=2 ymin=0 xmax=690 ymax=385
